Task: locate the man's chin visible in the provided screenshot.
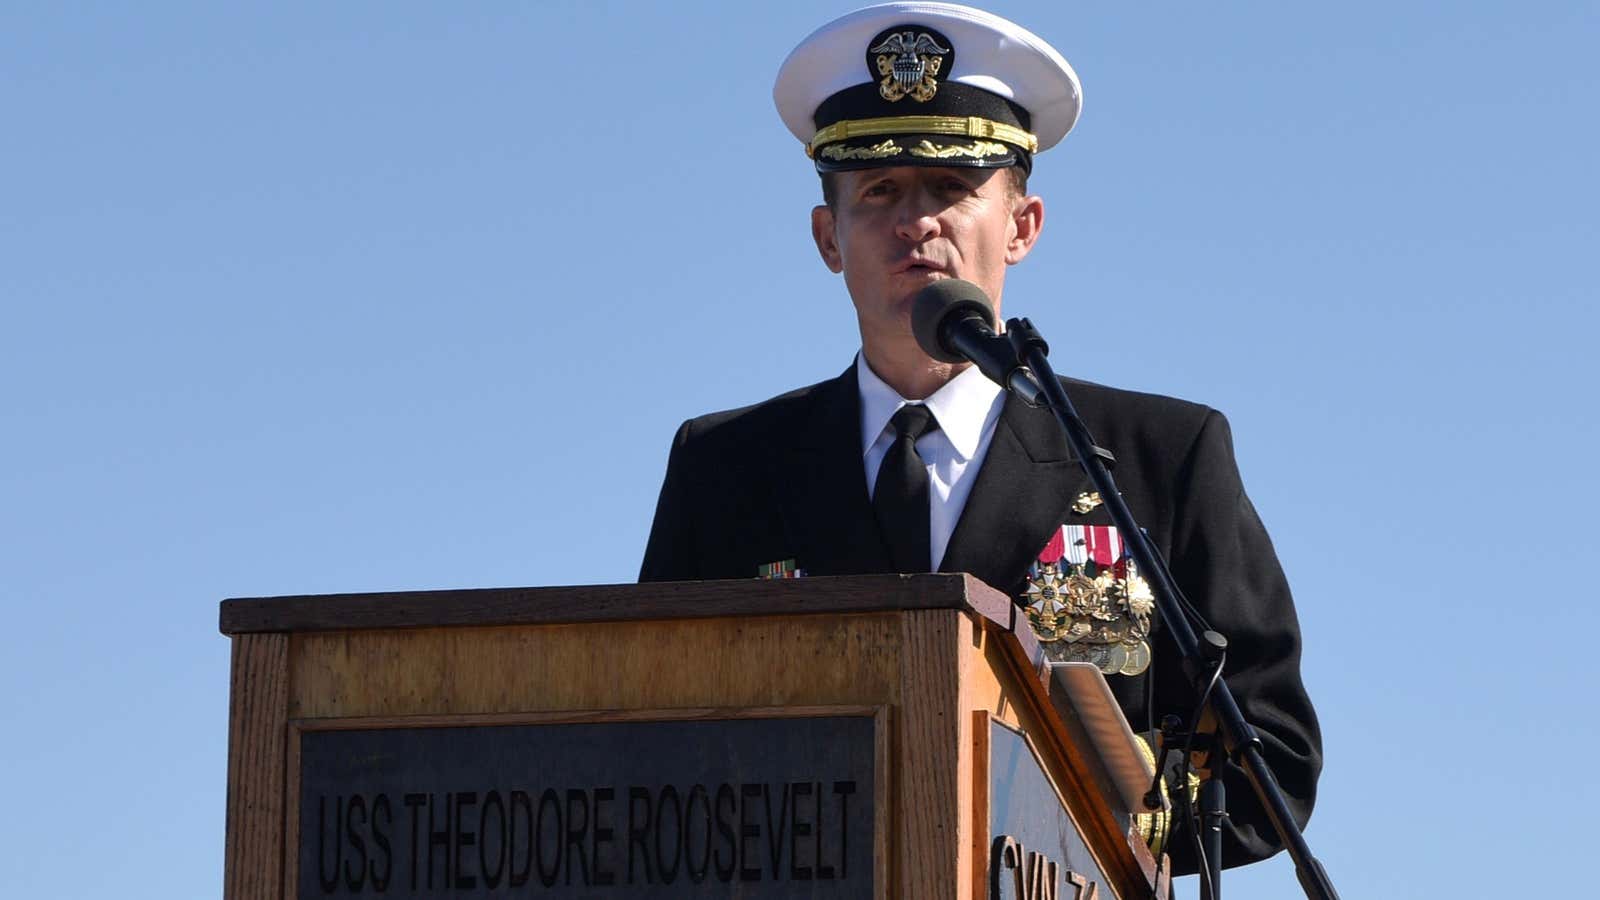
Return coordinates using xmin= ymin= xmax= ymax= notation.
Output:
xmin=885 ymin=270 xmax=954 ymax=306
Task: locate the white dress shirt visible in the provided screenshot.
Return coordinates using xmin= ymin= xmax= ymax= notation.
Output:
xmin=857 ymin=353 xmax=1006 ymax=571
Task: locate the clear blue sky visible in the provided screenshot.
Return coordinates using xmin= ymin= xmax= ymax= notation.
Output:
xmin=3 ymin=2 xmax=1596 ymax=897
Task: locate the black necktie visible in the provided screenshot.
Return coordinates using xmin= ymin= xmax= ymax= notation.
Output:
xmin=873 ymin=404 xmax=941 ymax=573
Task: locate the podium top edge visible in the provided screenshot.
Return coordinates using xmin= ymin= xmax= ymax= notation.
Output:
xmin=219 ymin=573 xmax=1018 ymax=637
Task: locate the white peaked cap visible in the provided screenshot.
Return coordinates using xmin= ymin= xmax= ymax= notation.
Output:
xmin=773 ymin=2 xmax=1082 ymax=158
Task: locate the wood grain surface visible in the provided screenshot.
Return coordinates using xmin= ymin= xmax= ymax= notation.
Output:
xmin=223 ymin=633 xmax=288 ymax=900
xmin=286 ymin=612 xmax=909 ymax=718
xmin=892 ymin=609 xmax=972 ymax=900
xmin=221 ymin=573 xmax=1015 ymax=635
xmin=970 ymin=709 xmax=993 ymax=900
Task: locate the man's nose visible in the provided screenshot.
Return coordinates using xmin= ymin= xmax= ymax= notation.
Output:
xmin=894 ymin=200 xmax=941 ymax=242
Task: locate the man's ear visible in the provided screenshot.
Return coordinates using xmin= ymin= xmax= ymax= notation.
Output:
xmin=812 ymin=205 xmax=843 ymax=273
xmin=1005 ymin=195 xmax=1045 ymax=266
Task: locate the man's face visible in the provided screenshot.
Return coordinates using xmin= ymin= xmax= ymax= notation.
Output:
xmin=811 ymin=166 xmax=1043 ymax=356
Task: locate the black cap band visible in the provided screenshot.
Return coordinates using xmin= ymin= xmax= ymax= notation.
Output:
xmin=810 ymin=83 xmax=1035 ymax=172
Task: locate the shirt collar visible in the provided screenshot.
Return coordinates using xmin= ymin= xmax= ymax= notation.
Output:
xmin=856 ymin=353 xmax=1003 ymax=461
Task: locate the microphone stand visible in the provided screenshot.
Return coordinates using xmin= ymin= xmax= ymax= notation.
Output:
xmin=1005 ymin=318 xmax=1341 ymax=900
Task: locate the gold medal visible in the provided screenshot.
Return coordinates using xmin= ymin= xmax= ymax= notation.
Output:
xmin=1100 ymin=643 xmax=1128 ymax=675
xmin=1063 ymin=572 xmax=1100 ymax=616
xmin=1120 ymin=641 xmax=1151 ymax=676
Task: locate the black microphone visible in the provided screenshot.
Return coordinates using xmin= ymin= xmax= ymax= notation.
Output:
xmin=912 ymin=279 xmax=1045 ymax=406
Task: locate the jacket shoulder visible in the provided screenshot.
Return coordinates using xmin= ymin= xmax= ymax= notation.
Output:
xmin=1059 ymin=376 xmax=1221 ymax=454
xmin=1061 ymin=375 xmax=1213 ymax=420
xmin=672 ymin=373 xmax=848 ymax=454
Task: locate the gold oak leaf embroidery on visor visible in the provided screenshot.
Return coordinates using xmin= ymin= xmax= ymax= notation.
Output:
xmin=818 ymin=139 xmax=904 ymax=161
xmin=908 ymin=139 xmax=1011 ymax=159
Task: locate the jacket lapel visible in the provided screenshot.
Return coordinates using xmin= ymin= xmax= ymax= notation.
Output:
xmin=940 ymin=391 xmax=1091 ymax=592
xmin=773 ymin=366 xmax=893 ymax=576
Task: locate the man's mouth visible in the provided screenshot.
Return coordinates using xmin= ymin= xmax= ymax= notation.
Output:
xmin=895 ymin=258 xmax=947 ymax=275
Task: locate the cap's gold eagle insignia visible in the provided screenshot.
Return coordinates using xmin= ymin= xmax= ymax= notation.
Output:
xmin=870 ymin=31 xmax=950 ymax=103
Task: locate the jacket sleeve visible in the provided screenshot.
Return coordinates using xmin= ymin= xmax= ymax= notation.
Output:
xmin=639 ymin=419 xmax=699 ymax=583
xmin=1165 ymin=409 xmax=1322 ymax=871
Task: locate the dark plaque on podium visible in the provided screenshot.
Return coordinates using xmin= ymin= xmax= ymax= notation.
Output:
xmin=295 ymin=714 xmax=877 ymax=898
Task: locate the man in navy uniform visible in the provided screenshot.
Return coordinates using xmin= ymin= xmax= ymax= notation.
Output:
xmin=640 ymin=2 xmax=1320 ymax=872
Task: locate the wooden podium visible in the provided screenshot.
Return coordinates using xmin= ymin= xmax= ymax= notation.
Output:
xmin=221 ymin=574 xmax=1168 ymax=899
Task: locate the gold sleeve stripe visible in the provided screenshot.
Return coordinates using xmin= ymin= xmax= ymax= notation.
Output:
xmin=808 ymin=115 xmax=1039 ymax=157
